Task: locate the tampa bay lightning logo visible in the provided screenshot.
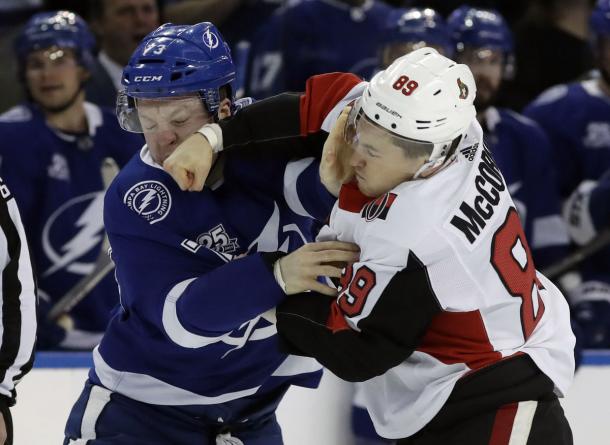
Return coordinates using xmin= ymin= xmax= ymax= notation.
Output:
xmin=202 ymin=28 xmax=219 ymax=50
xmin=42 ymin=192 xmax=105 ymax=277
xmin=123 ymin=181 xmax=171 ymax=224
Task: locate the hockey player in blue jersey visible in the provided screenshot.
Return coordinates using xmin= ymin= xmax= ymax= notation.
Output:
xmin=563 ymin=168 xmax=610 ymax=347
xmin=63 ymin=21 xmax=359 ymax=444
xmin=523 ymin=0 xmax=610 ymax=198
xmin=0 ymin=11 xmax=142 ymax=350
xmin=247 ymin=0 xmax=393 ymax=98
xmin=524 ymin=0 xmax=610 ymax=348
xmin=377 ymin=7 xmax=453 ymax=70
xmin=448 ymin=6 xmax=570 ymax=270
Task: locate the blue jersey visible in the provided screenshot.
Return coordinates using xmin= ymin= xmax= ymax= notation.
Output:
xmin=589 ymin=172 xmax=610 ymax=232
xmin=523 ymin=80 xmax=610 ymax=198
xmin=0 ymin=103 xmax=142 ymax=345
xmin=482 ymin=107 xmax=569 ymax=269
xmin=91 ymin=145 xmax=335 ymax=406
xmin=588 ymin=173 xmax=610 ymax=281
xmin=248 ymin=0 xmax=391 ymax=98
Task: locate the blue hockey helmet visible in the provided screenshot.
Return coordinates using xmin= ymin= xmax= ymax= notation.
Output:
xmin=381 ymin=8 xmax=453 ymax=57
xmin=120 ymin=22 xmax=235 ymax=115
xmin=447 ymin=6 xmax=513 ymax=54
xmin=14 ymin=10 xmax=96 ymax=73
xmin=591 ymin=0 xmax=610 ymax=39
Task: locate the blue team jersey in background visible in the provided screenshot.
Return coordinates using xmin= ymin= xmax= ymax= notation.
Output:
xmin=92 ymin=145 xmax=335 ymax=405
xmin=524 ymin=79 xmax=610 ymax=198
xmin=482 ymin=106 xmax=570 ymax=269
xmin=247 ymin=0 xmax=392 ymax=98
xmin=0 ymin=103 xmax=142 ymax=339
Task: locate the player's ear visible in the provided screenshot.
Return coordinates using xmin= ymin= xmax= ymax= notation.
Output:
xmin=218 ymin=98 xmax=232 ymax=120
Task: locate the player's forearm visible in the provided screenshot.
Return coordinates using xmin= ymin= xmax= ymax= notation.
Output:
xmin=176 ymin=252 xmax=286 ymax=333
xmin=220 ymin=92 xmax=317 ymax=154
xmin=219 ymin=73 xmax=364 ymax=155
xmin=276 ymin=295 xmax=413 ymax=382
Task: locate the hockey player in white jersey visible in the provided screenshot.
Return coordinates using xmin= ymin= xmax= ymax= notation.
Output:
xmin=163 ymin=48 xmax=575 ymax=444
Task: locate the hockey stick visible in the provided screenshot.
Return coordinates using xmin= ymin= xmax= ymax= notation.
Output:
xmin=542 ymin=227 xmax=610 ymax=280
xmin=47 ymin=157 xmax=119 ymax=321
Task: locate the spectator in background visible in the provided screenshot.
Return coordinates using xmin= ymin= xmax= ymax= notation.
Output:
xmin=524 ymin=0 xmax=610 ymax=348
xmin=0 ymin=11 xmax=142 ymax=350
xmin=499 ymin=0 xmax=596 ymax=111
xmin=86 ymin=0 xmax=160 ymax=108
xmin=0 ymin=177 xmax=37 ymax=445
xmin=448 ymin=5 xmax=570 ymax=270
xmin=247 ymin=0 xmax=393 ymax=99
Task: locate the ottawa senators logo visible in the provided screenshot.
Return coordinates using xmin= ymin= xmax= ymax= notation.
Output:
xmin=457 ymin=78 xmax=469 ymax=100
xmin=361 ymin=192 xmax=397 ymax=222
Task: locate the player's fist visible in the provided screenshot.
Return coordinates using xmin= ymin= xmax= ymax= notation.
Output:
xmin=163 ymin=132 xmax=213 ymax=191
xmin=320 ymin=106 xmax=354 ymax=197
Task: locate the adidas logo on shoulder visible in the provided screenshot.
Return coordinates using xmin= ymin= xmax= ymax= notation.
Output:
xmin=459 ymin=142 xmax=479 ymax=162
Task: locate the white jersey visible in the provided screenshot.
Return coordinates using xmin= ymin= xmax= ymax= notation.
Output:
xmin=315 ymin=120 xmax=575 ymax=438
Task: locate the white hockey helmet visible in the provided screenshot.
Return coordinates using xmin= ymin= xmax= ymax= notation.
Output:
xmin=346 ymin=47 xmax=476 ymax=174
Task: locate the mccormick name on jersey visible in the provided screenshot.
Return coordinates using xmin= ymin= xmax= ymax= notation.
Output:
xmin=450 ymin=143 xmax=507 ymax=244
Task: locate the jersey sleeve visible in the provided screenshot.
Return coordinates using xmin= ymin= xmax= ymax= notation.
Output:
xmin=282 ymin=157 xmax=337 ymax=222
xmin=276 ymin=232 xmax=441 ymax=382
xmin=515 ymin=120 xmax=570 ymax=268
xmin=105 ymin=179 xmax=287 ymax=337
xmin=220 ymin=72 xmax=365 ymax=155
xmin=0 ymin=178 xmax=36 ymax=408
xmin=523 ymin=86 xmax=580 ymax=197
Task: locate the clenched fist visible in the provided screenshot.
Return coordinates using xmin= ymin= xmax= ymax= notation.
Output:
xmin=163 ymin=132 xmax=213 ymax=191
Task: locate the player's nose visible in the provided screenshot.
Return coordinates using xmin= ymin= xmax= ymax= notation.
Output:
xmin=350 ymin=149 xmax=365 ymax=168
xmin=157 ymin=129 xmax=177 ymax=147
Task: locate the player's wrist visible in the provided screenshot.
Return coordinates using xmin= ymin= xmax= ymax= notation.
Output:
xmin=196 ymin=123 xmax=223 ymax=154
xmin=273 ymin=259 xmax=288 ymax=294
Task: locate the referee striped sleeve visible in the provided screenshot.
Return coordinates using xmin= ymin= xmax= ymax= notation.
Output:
xmin=0 ymin=180 xmax=36 ymax=407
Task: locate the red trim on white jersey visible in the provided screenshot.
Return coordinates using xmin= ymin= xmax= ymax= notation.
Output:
xmin=418 ymin=310 xmax=502 ymax=370
xmin=338 ymin=182 xmax=371 ymax=213
xmin=326 ymin=302 xmax=351 ymax=333
xmin=299 ymin=73 xmax=362 ymax=136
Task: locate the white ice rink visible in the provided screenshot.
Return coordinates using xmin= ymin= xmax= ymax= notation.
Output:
xmin=12 ymin=350 xmax=610 ymax=444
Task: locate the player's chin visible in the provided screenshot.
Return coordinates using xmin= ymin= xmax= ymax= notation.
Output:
xmin=356 ymin=180 xmax=377 ymax=198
